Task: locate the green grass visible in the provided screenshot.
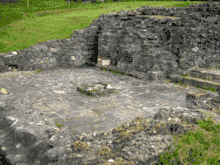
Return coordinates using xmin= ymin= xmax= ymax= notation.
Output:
xmin=1 ymin=0 xmax=220 ymax=164
xmin=157 ymin=117 xmax=220 ymax=165
xmin=99 ymin=67 xmax=128 ymax=76
xmin=0 ymin=0 xmax=212 ymax=53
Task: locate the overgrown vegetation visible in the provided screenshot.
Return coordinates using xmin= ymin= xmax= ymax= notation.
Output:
xmin=1 ymin=0 xmax=220 ymax=164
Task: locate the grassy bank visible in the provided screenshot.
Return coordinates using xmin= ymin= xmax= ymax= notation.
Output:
xmin=0 ymin=0 xmax=220 ymax=164
xmin=0 ymin=0 xmax=212 ymax=53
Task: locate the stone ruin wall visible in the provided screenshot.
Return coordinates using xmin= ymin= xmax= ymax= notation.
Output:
xmin=86 ymin=2 xmax=220 ymax=81
xmin=0 ymin=2 xmax=219 ymax=82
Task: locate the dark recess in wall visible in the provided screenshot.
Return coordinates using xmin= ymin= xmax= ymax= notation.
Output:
xmin=0 ymin=151 xmax=11 ymax=165
xmin=84 ymin=33 xmax=99 ymax=67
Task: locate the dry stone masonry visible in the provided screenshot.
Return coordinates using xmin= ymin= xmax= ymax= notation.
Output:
xmin=0 ymin=2 xmax=220 ymax=165
xmin=0 ymin=2 xmax=219 ymax=82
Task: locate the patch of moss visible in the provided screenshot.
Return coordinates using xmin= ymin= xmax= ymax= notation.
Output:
xmin=99 ymin=68 xmax=127 ymax=76
xmin=34 ymin=69 xmax=42 ymax=73
xmin=55 ymin=122 xmax=63 ymax=128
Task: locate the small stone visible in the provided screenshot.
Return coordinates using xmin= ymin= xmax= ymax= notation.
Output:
xmin=108 ymin=159 xmax=114 ymax=163
xmin=12 ymin=51 xmax=17 ymax=55
xmin=0 ymin=88 xmax=9 ymax=95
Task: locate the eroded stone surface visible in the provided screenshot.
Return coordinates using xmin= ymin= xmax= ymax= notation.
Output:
xmin=59 ymin=107 xmax=220 ymax=165
xmin=0 ymin=67 xmax=220 ymax=165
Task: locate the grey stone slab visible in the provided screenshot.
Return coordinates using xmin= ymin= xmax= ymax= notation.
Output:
xmin=73 ymin=124 xmax=94 ymax=134
xmin=63 ymin=118 xmax=85 ymax=129
xmin=44 ymin=112 xmax=63 ymax=119
xmin=139 ymin=101 xmax=157 ymax=108
xmin=77 ymin=116 xmax=98 ymax=125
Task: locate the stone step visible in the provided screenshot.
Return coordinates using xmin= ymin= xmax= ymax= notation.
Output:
xmin=168 ymin=73 xmax=220 ymax=95
xmin=188 ymin=68 xmax=220 ymax=83
xmin=168 ymin=67 xmax=220 ymax=114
